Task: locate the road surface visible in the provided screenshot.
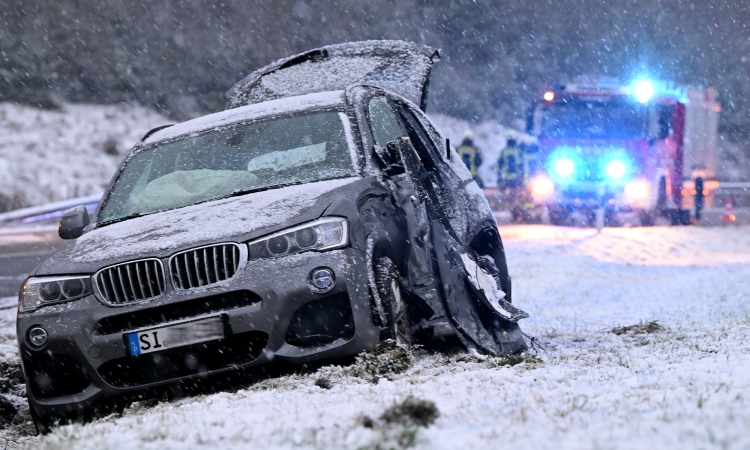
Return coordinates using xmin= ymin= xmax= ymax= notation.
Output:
xmin=0 ymin=226 xmax=68 ymax=303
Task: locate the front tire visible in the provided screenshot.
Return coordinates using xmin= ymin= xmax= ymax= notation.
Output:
xmin=374 ymin=257 xmax=411 ymax=348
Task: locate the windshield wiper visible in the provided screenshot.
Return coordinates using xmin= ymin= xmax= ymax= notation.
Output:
xmin=224 ymin=181 xmax=306 ymax=199
xmin=98 ymin=211 xmax=143 ymax=227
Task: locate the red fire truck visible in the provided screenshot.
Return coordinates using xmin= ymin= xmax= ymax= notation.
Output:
xmin=524 ymin=76 xmax=720 ymax=225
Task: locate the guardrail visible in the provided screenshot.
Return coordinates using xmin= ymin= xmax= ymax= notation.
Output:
xmin=0 ymin=194 xmax=101 ymax=226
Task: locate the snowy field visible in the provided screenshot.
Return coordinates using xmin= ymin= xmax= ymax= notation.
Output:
xmin=0 ymin=225 xmax=744 ymax=449
xmin=0 ymin=103 xmax=168 ymax=208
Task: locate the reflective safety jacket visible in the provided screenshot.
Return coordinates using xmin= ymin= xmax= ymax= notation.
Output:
xmin=498 ymin=145 xmax=522 ymax=182
xmin=458 ymin=144 xmax=482 ymax=177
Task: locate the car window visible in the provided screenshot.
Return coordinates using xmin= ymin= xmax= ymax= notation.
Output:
xmin=100 ymin=111 xmax=356 ymax=224
xmin=407 ymin=105 xmax=474 ymax=182
xmin=405 ymin=106 xmax=448 ymax=160
xmin=399 ymin=106 xmax=444 ymax=171
xmin=367 ymin=96 xmax=405 ymax=148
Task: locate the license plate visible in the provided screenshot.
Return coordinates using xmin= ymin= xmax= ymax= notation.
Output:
xmin=126 ymin=316 xmax=225 ymax=356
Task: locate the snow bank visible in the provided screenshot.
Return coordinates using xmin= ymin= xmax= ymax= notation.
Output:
xmin=16 ymin=225 xmax=750 ymax=449
xmin=0 ymin=103 xmax=169 ymax=208
xmin=499 ymin=224 xmax=750 ymax=266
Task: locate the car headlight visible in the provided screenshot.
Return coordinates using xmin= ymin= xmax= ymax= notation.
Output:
xmin=19 ymin=275 xmax=93 ymax=313
xmin=247 ymin=217 xmax=349 ymax=261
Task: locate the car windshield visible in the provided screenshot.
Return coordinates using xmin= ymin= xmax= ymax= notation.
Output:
xmin=542 ymin=102 xmax=648 ymax=139
xmin=99 ymin=111 xmax=356 ymax=224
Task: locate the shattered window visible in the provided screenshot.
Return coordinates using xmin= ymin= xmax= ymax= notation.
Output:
xmin=368 ymin=96 xmax=405 ymax=148
xmin=99 ymin=112 xmax=355 ymax=223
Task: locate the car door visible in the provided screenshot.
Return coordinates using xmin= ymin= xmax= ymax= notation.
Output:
xmin=369 ymin=95 xmax=527 ymax=355
xmin=365 ymin=96 xmax=444 ymax=322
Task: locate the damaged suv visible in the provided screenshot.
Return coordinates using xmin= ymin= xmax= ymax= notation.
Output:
xmin=17 ymin=41 xmax=527 ymax=431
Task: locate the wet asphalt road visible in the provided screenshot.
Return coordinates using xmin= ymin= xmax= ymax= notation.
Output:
xmin=0 ymin=227 xmax=68 ymax=299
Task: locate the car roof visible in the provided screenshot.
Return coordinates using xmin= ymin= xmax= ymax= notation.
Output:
xmin=143 ymin=90 xmax=347 ymax=145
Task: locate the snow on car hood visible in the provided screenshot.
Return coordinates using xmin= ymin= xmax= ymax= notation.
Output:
xmin=226 ymin=40 xmax=441 ymax=111
xmin=37 ymin=177 xmax=360 ymax=272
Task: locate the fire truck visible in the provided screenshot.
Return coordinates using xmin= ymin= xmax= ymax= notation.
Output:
xmin=524 ymin=76 xmax=720 ymax=225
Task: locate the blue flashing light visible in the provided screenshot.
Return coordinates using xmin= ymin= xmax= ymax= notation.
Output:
xmin=547 ymin=149 xmax=580 ymax=183
xmin=605 ymin=160 xmax=628 ymax=179
xmin=554 ymin=158 xmax=576 ymax=178
xmin=633 ymin=80 xmax=654 ymax=104
xmin=600 ymin=151 xmax=633 ymax=183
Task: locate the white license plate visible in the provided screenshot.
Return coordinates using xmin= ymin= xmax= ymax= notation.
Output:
xmin=126 ymin=316 xmax=225 ymax=356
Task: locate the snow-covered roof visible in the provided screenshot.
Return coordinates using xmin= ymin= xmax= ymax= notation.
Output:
xmin=144 ymin=91 xmax=347 ymax=145
xmin=226 ymin=40 xmax=441 ymax=110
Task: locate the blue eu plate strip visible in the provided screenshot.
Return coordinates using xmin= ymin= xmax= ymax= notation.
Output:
xmin=127 ymin=333 xmax=141 ymax=356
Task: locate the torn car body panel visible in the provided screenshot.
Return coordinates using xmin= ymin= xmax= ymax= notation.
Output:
xmin=386 ymin=134 xmax=528 ymax=355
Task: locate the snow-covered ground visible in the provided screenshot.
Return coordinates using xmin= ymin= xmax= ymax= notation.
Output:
xmin=0 ymin=103 xmax=169 ymax=208
xmin=5 ymin=225 xmax=747 ymax=449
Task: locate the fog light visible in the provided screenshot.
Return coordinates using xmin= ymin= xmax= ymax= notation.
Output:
xmin=310 ymin=268 xmax=335 ymax=293
xmin=28 ymin=326 xmax=48 ymax=348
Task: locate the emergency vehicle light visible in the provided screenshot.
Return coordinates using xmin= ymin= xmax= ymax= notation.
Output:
xmin=531 ymin=176 xmax=555 ymax=199
xmin=633 ymin=80 xmax=654 ymax=104
xmin=605 ymin=160 xmax=628 ymax=180
xmin=547 ymin=148 xmax=580 ymax=183
xmin=624 ymin=180 xmax=650 ymax=201
xmin=553 ymin=158 xmax=575 ymax=179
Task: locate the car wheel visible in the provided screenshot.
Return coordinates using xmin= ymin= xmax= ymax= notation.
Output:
xmin=374 ymin=257 xmax=411 ymax=348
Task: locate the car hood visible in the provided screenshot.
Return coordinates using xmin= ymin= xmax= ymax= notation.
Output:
xmin=36 ymin=177 xmax=362 ymax=275
xmin=226 ymin=40 xmax=441 ymax=111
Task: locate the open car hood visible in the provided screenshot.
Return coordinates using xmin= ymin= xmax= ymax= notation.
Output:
xmin=226 ymin=40 xmax=441 ymax=111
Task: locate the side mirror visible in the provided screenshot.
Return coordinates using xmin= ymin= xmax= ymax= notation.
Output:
xmin=374 ymin=140 xmax=406 ymax=177
xmin=59 ymin=206 xmax=90 ymax=240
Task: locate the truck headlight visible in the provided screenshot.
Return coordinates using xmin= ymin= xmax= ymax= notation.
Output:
xmin=624 ymin=180 xmax=650 ymax=200
xmin=19 ymin=275 xmax=93 ymax=313
xmin=531 ymin=176 xmax=555 ymax=199
xmin=247 ymin=217 xmax=349 ymax=261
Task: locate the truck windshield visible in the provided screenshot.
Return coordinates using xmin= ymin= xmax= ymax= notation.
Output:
xmin=541 ymin=102 xmax=648 ymax=139
xmin=99 ymin=111 xmax=356 ymax=225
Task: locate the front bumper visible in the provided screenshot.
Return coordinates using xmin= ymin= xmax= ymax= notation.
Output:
xmin=18 ymin=247 xmax=380 ymax=418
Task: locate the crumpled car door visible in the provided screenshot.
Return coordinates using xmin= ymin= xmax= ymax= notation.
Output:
xmin=226 ymin=40 xmax=442 ymax=111
xmin=391 ymin=128 xmax=528 ymax=355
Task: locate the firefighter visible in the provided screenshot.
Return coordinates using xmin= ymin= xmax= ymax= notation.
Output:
xmin=497 ymin=135 xmax=530 ymax=221
xmin=497 ymin=136 xmax=523 ymax=189
xmin=457 ymin=131 xmax=483 ymax=187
